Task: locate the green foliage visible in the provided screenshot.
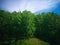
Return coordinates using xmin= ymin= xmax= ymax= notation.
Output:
xmin=34 ymin=12 xmax=60 ymax=45
xmin=0 ymin=10 xmax=60 ymax=45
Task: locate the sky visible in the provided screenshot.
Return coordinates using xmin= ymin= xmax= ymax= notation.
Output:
xmin=0 ymin=0 xmax=60 ymax=12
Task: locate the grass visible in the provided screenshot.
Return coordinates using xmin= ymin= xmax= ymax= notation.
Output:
xmin=17 ymin=38 xmax=50 ymax=45
xmin=0 ymin=38 xmax=50 ymax=45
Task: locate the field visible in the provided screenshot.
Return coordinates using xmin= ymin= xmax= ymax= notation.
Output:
xmin=20 ymin=38 xmax=50 ymax=45
xmin=0 ymin=38 xmax=50 ymax=45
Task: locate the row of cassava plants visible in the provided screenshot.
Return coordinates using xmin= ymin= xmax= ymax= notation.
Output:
xmin=0 ymin=10 xmax=60 ymax=45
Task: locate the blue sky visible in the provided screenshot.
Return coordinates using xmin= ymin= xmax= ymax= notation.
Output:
xmin=0 ymin=0 xmax=60 ymax=12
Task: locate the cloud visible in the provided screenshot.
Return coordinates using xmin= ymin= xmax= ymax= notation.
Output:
xmin=0 ymin=0 xmax=60 ymax=12
xmin=18 ymin=0 xmax=60 ymax=12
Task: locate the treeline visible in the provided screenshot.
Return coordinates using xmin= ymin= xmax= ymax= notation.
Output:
xmin=0 ymin=10 xmax=60 ymax=45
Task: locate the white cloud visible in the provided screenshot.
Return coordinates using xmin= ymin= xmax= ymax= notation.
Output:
xmin=1 ymin=0 xmax=60 ymax=12
xmin=18 ymin=0 xmax=60 ymax=12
